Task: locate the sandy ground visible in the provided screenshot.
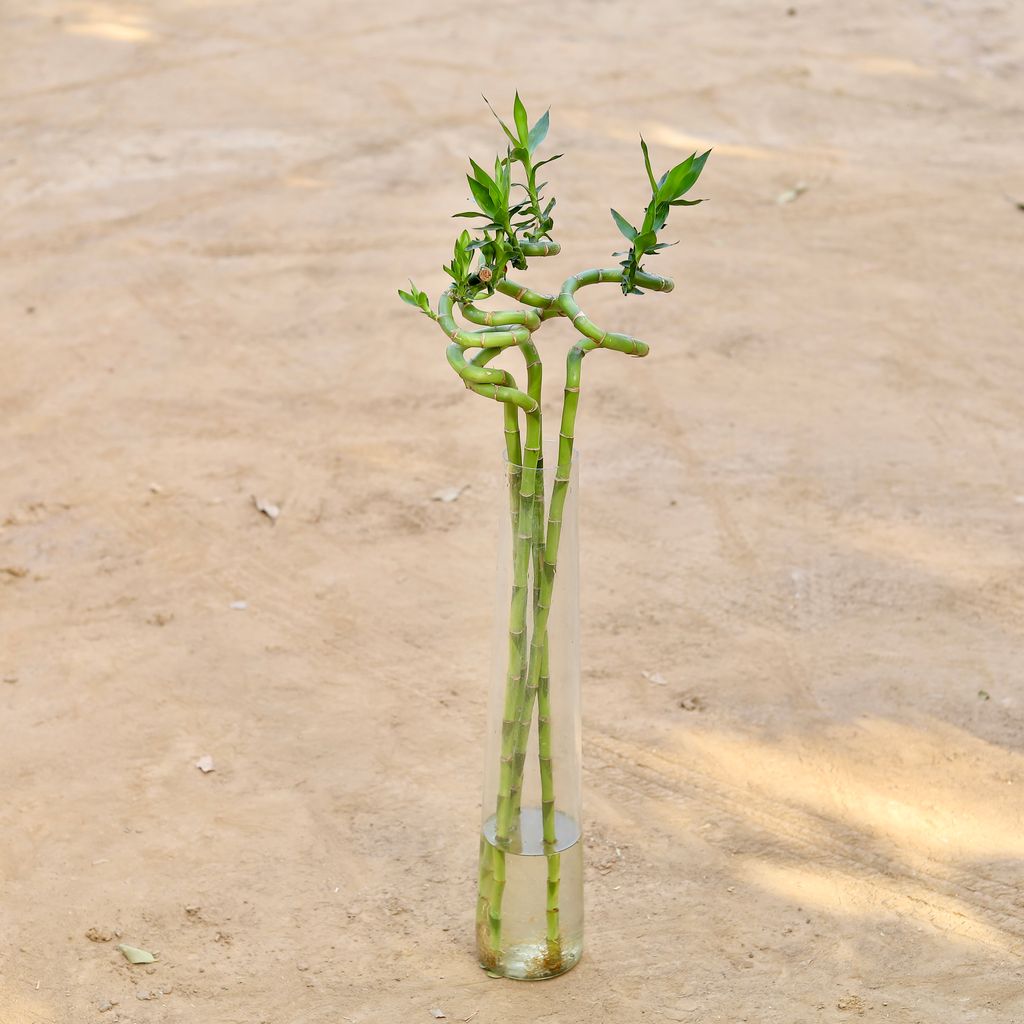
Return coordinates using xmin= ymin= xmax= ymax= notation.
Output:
xmin=2 ymin=1 xmax=1024 ymax=1021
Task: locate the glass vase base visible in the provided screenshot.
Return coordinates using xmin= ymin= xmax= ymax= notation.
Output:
xmin=483 ymin=938 xmax=582 ymax=981
xmin=476 ymin=810 xmax=583 ymax=980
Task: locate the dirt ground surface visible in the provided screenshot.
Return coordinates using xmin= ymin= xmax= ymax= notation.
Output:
xmin=3 ymin=1 xmax=1024 ymax=1022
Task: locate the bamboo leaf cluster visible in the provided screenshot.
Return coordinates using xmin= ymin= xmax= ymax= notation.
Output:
xmin=611 ymin=139 xmax=710 ymax=294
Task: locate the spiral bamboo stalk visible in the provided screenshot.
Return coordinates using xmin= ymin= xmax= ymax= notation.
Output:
xmin=444 ymin=292 xmax=544 ymax=950
xmin=508 ymin=448 xmax=545 ymax=829
xmin=458 ymin=298 xmax=544 ymax=849
xmin=458 ymin=252 xmax=568 ymax=842
xmin=495 ymin=277 xmax=557 ymax=311
xmin=517 ymin=240 xmax=561 ymax=258
xmin=436 ymin=225 xmax=572 ymax=961
xmin=452 ymin=345 xmax=523 ymax=942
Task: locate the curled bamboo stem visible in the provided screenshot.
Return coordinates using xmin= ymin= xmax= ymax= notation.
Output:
xmin=438 ymin=291 xmax=533 ymax=351
xmin=438 ymin=294 xmax=538 ymax=417
xmin=460 ymin=302 xmax=542 ymax=332
xmin=475 ymin=351 xmax=523 ymax=946
xmin=519 ymin=240 xmax=561 ymax=258
xmin=446 ymin=291 xmax=546 ymax=953
xmin=558 ymin=268 xmax=673 ymax=355
xmin=495 ymin=277 xmax=558 ymax=311
xmin=455 ymin=296 xmax=548 ymax=844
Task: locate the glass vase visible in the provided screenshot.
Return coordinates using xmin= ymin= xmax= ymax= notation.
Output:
xmin=475 ymin=451 xmax=582 ymax=980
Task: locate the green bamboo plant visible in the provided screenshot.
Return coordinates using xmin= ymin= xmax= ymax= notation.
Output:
xmin=399 ymin=95 xmax=709 ymax=975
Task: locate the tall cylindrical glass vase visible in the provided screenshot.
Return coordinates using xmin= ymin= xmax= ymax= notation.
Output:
xmin=476 ymin=452 xmax=582 ymax=980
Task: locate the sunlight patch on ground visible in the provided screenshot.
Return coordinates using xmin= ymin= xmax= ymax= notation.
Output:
xmin=63 ymin=3 xmax=152 ymax=42
xmin=743 ymin=860 xmax=1017 ymax=952
xmin=284 ymin=175 xmax=330 ymax=189
xmin=0 ymin=991 xmax=54 ymax=1024
xmin=677 ymin=719 xmax=1024 ymax=862
xmin=562 ymin=109 xmax=784 ymax=163
xmin=637 ymin=124 xmax=777 ymax=163
xmin=65 ymin=20 xmax=151 ymax=41
xmin=839 ymin=515 xmax=1019 ymax=587
xmin=852 ymin=56 xmax=936 ymax=78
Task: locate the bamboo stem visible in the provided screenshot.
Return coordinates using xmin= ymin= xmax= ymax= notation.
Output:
xmin=456 ymin=296 xmax=544 ymax=850
xmin=506 ymin=355 xmax=543 ymax=829
xmin=495 ymin=277 xmax=558 ymax=311
xmin=508 ymin=447 xmax=546 ymax=827
xmin=460 ymin=302 xmax=541 ymax=332
xmin=458 ymin=298 xmax=551 ymax=836
xmin=451 ymin=295 xmax=545 ymax=954
xmin=477 ymin=366 xmax=523 ymax=948
xmin=536 ymin=632 xmax=561 ymax=949
xmin=497 ymin=425 xmax=542 ymax=845
xmin=518 ymin=240 xmax=561 ymax=258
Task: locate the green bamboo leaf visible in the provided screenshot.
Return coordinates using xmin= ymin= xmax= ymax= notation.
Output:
xmin=659 ymin=149 xmax=710 ymax=202
xmin=398 ymin=288 xmax=419 ymax=306
xmin=417 ymin=291 xmax=431 ymax=312
xmin=634 ymin=230 xmax=657 ymax=253
xmin=610 ymin=208 xmax=638 ymax=241
xmin=639 ymin=136 xmax=657 ymax=193
xmin=452 ymin=233 xmax=469 ymax=279
xmin=482 ymin=95 xmax=519 ymax=146
xmin=639 ymin=202 xmax=656 ymax=235
xmin=671 ymin=170 xmax=701 ymax=198
xmin=527 ymin=110 xmax=549 ymax=154
xmin=669 ymin=198 xmax=705 ymax=206
xmin=494 ymin=154 xmax=509 ymax=196
xmin=657 ymin=153 xmax=696 ymax=203
xmin=533 ymin=153 xmax=562 ymax=171
xmin=689 ymin=148 xmax=711 ymax=183
xmin=467 ymin=176 xmax=496 ymax=215
xmin=452 ymin=211 xmax=487 ymax=218
xmin=513 ymin=92 xmax=529 ymax=145
xmin=669 ymin=150 xmax=711 ymax=199
xmin=469 ymin=158 xmax=497 ymax=193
